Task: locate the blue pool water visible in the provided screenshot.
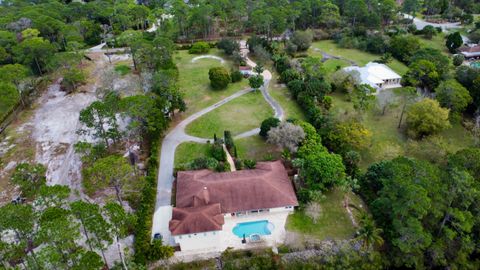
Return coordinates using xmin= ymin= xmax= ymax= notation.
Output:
xmin=471 ymin=62 xmax=480 ymax=69
xmin=232 ymin=220 xmax=274 ymax=238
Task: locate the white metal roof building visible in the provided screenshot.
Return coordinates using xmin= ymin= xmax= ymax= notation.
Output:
xmin=344 ymin=62 xmax=402 ymax=92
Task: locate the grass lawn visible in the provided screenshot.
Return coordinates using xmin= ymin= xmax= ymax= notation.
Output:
xmin=268 ymin=76 xmax=305 ymax=121
xmin=176 ymin=49 xmax=249 ymax=116
xmin=185 ymin=91 xmax=273 ymax=138
xmin=174 ymin=142 xmax=210 ymax=167
xmin=236 ymin=135 xmax=281 ymax=161
xmin=323 ymin=58 xmax=351 ymax=73
xmin=310 ymin=40 xmax=408 ymax=75
xmin=286 ymin=189 xmax=365 ymax=240
xmin=328 ymin=89 xmax=475 ymax=169
xmin=418 ymin=33 xmax=450 ymax=55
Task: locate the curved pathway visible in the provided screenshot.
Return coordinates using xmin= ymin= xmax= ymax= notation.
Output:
xmin=191 ymin=55 xmax=225 ymax=64
xmin=152 ymin=40 xmax=284 ymax=245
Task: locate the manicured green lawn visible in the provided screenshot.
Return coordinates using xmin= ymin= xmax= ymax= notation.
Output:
xmin=418 ymin=33 xmax=450 ymax=55
xmin=185 ymin=91 xmax=273 ymax=138
xmin=286 ymin=189 xmax=364 ymax=240
xmin=323 ymin=58 xmax=350 ymax=73
xmin=310 ymin=40 xmax=408 ymax=75
xmin=236 ymin=135 xmax=281 ymax=161
xmin=176 ymin=49 xmax=249 ymax=116
xmin=174 ymin=142 xmax=210 ymax=167
xmin=268 ymin=76 xmax=305 ymax=121
xmin=328 ymin=89 xmax=475 ymax=169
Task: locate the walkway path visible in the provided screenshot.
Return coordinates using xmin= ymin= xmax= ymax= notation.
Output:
xmin=152 ymin=40 xmax=284 ymax=245
xmin=403 ymin=14 xmax=461 ymax=30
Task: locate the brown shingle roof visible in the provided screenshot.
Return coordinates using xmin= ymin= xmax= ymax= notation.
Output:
xmin=175 ymin=160 xmax=298 ymax=214
xmin=460 ymin=45 xmax=480 ymax=53
xmin=169 ymin=203 xmax=224 ymax=235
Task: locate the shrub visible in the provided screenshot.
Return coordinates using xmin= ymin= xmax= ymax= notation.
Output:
xmin=210 ymin=141 xmax=226 ymax=161
xmin=406 ymin=98 xmax=451 ymax=138
xmin=189 ymin=157 xmax=219 ymax=170
xmin=259 ymin=117 xmax=281 ymax=138
xmin=217 ymin=39 xmax=239 ymax=55
xmin=291 ymin=30 xmax=313 ymax=51
xmin=280 ymin=68 xmax=302 ymax=83
xmin=243 ymin=159 xmax=257 ymax=169
xmin=114 ymin=64 xmax=131 ymax=76
xmin=224 ymin=130 xmax=235 ymax=151
xmin=208 ymin=67 xmax=231 ymax=90
xmin=452 ymin=54 xmax=465 ymax=66
xmin=234 ymin=159 xmax=244 ymax=170
xmin=230 ymin=70 xmax=243 ymax=82
xmin=188 ymin=41 xmax=210 ymax=54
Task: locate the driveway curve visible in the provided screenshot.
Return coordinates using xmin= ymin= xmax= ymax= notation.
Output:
xmin=151 ymin=40 xmax=285 ymax=244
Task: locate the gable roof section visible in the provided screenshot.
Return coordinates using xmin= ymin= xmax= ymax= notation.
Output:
xmin=175 ymin=161 xmax=298 ymax=214
xmin=169 ymin=203 xmax=224 ymax=235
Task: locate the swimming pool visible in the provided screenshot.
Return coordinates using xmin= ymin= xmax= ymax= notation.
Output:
xmin=470 ymin=62 xmax=480 ymax=68
xmin=232 ymin=220 xmax=274 ymax=238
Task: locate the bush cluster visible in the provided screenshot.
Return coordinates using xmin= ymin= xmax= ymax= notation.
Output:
xmin=188 ymin=41 xmax=211 ymax=54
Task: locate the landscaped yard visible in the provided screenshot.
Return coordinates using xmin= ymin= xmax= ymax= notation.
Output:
xmin=236 ymin=135 xmax=281 ymax=161
xmin=286 ymin=189 xmax=365 ymax=240
xmin=174 ymin=142 xmax=210 ymax=167
xmin=176 ymin=49 xmax=249 ymax=115
xmin=185 ymin=91 xmax=273 ymax=138
xmin=268 ymin=76 xmax=305 ymax=121
xmin=310 ymin=40 xmax=409 ymax=75
xmin=328 ymin=89 xmax=475 ymax=169
xmin=418 ymin=33 xmax=450 ymax=55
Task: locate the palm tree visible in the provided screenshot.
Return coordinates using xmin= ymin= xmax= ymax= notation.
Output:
xmin=355 ymin=214 xmax=384 ymax=250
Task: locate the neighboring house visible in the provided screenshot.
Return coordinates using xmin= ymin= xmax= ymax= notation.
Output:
xmin=239 ymin=65 xmax=253 ymax=76
xmin=344 ymin=62 xmax=402 ymax=92
xmin=460 ymin=45 xmax=480 ymax=58
xmin=169 ymin=161 xmax=298 ymax=252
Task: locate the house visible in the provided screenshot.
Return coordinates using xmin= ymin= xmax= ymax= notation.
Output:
xmin=344 ymin=62 xmax=402 ymax=92
xmin=169 ymin=160 xmax=298 ymax=252
xmin=239 ymin=65 xmax=253 ymax=76
xmin=460 ymin=45 xmax=480 ymax=58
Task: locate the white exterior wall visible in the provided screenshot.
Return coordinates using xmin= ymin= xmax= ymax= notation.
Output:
xmin=173 ymin=230 xmax=222 ymax=251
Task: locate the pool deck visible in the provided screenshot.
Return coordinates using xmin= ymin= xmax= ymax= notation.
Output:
xmin=172 ymin=211 xmax=291 ymax=260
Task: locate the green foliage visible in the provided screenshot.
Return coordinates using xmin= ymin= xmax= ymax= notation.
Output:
xmin=435 ymin=79 xmax=472 ymax=119
xmin=208 ymin=67 xmax=231 ymax=90
xmin=224 ymin=130 xmax=235 ymax=151
xmin=209 ymin=140 xmax=226 ymax=161
xmin=188 ymin=42 xmax=210 ymax=54
xmin=389 ymin=35 xmax=421 ymax=63
xmin=445 ymin=31 xmax=463 ymax=53
xmin=243 ymin=159 xmax=257 ymax=169
xmin=12 ymin=36 xmax=56 ymax=75
xmin=410 ymin=48 xmax=450 ymax=78
xmin=11 ymin=163 xmax=47 ymax=199
xmin=260 ymin=117 xmax=281 ymax=138
xmin=291 ymin=30 xmax=313 ymax=52
xmin=406 ymin=98 xmax=451 ymax=138
xmin=248 ymin=74 xmax=264 ymax=90
xmin=452 ymin=54 xmax=465 ymax=66
xmin=0 ymin=82 xmax=20 ymax=122
xmin=402 ymin=59 xmax=440 ymax=91
xmin=350 ymin=84 xmax=376 ymax=112
xmin=61 ymin=67 xmax=86 ymax=93
xmin=280 ymin=68 xmax=301 ymax=83
xmin=325 ymin=120 xmax=372 ymax=154
xmin=217 ymin=39 xmax=239 ymax=55
xmin=448 ymin=147 xmax=480 ymax=179
xmin=114 ymin=64 xmax=131 ymax=76
xmin=230 ymin=70 xmax=243 ymax=83
xmin=188 ymin=157 xmax=219 ymax=170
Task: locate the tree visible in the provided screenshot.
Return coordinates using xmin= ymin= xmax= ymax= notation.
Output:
xmin=350 ymin=84 xmax=376 ymax=113
xmin=326 ymin=120 xmax=372 ymax=154
xmin=248 ymin=75 xmax=264 ymax=91
xmin=0 ymin=64 xmax=29 ymax=105
xmin=83 ymin=155 xmax=134 ymax=206
xmin=291 ymin=30 xmax=313 ymax=51
xmin=12 ymin=36 xmax=56 ymax=75
xmin=208 ymin=67 xmax=230 ymax=90
xmin=452 ymin=54 xmax=465 ymax=66
xmin=267 ymin=122 xmax=305 ymax=152
xmin=344 ymin=0 xmax=368 ymax=27
xmin=395 ymin=86 xmax=418 ymax=128
xmin=259 ymin=117 xmax=280 ymax=138
xmin=445 ymin=32 xmax=463 ymax=53
xmin=435 ymin=79 xmax=472 ymax=119
xmin=389 ymin=35 xmax=421 ymax=63
xmin=70 ymin=201 xmax=112 ymax=267
xmin=297 ymin=148 xmax=346 ymax=191
xmin=61 ymin=67 xmax=86 ymax=93
xmin=11 ymin=163 xmax=46 ymax=199
xmin=356 ymin=215 xmax=384 ymax=250
xmin=402 ymin=60 xmax=440 ymax=91
xmin=406 ymin=98 xmax=451 ymax=138
xmin=103 ymin=202 xmax=135 ymax=270
xmin=448 ymin=147 xmax=480 ymax=179
xmin=410 ymin=48 xmax=450 ymax=78
xmin=422 ymin=25 xmax=437 ymax=39
xmin=78 ymin=99 xmax=120 ymax=147
xmin=188 ymin=41 xmax=210 ymax=54
xmin=217 ymin=39 xmax=239 ymax=55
